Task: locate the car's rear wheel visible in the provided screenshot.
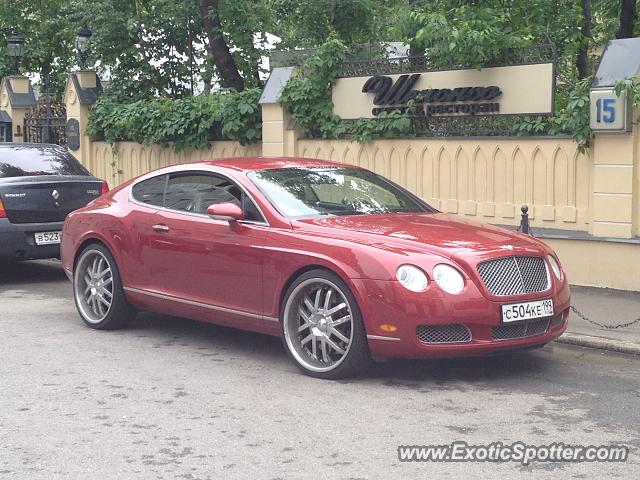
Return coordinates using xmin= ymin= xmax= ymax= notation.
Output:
xmin=281 ymin=269 xmax=371 ymax=379
xmin=73 ymin=243 xmax=135 ymax=330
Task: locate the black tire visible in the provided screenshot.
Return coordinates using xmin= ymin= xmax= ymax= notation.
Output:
xmin=73 ymin=243 xmax=135 ymax=330
xmin=281 ymin=269 xmax=371 ymax=379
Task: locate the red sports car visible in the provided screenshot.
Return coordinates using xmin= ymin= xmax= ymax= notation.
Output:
xmin=61 ymin=157 xmax=570 ymax=379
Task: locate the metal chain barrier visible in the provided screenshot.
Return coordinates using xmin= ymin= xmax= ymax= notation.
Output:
xmin=516 ymin=205 xmax=640 ymax=331
xmin=570 ymin=305 xmax=640 ymax=330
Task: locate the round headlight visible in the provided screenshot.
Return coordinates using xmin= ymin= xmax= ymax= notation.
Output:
xmin=396 ymin=265 xmax=428 ymax=292
xmin=548 ymin=255 xmax=561 ymax=279
xmin=433 ymin=264 xmax=465 ymax=294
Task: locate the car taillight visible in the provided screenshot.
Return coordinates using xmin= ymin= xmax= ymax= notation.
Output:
xmin=101 ymin=181 xmax=109 ymax=195
xmin=0 ymin=197 xmax=6 ymax=218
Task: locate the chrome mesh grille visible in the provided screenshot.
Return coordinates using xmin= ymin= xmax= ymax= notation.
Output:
xmin=491 ymin=317 xmax=550 ymax=340
xmin=477 ymin=256 xmax=549 ymax=296
xmin=416 ymin=324 xmax=472 ymax=344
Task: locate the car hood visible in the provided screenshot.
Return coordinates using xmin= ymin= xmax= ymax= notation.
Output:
xmin=294 ymin=212 xmax=549 ymax=261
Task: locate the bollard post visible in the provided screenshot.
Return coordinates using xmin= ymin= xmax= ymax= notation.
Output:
xmin=520 ymin=205 xmax=530 ymax=235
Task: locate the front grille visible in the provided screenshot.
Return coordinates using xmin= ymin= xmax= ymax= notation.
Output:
xmin=491 ymin=317 xmax=550 ymax=340
xmin=477 ymin=256 xmax=549 ymax=296
xmin=417 ymin=324 xmax=472 ymax=344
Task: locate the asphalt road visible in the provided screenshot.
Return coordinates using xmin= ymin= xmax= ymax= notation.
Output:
xmin=1 ymin=260 xmax=639 ymax=479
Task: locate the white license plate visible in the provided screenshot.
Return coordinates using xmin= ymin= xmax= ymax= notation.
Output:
xmin=34 ymin=231 xmax=61 ymax=245
xmin=501 ymin=299 xmax=553 ymax=323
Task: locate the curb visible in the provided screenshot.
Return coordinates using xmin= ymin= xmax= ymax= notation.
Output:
xmin=554 ymin=332 xmax=640 ymax=356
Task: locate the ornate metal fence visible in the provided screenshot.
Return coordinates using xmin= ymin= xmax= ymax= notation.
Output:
xmin=338 ymin=44 xmax=556 ymax=77
xmin=23 ymin=98 xmax=67 ymax=146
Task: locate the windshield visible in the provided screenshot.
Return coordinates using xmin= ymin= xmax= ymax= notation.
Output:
xmin=248 ymin=167 xmax=434 ymax=219
xmin=0 ymin=145 xmax=89 ymax=178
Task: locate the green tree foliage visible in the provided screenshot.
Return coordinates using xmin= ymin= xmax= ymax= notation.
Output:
xmin=413 ymin=4 xmax=535 ymax=67
xmin=411 ymin=0 xmax=639 ymax=81
xmin=270 ymin=0 xmax=401 ymax=48
xmin=73 ymin=0 xmax=198 ymax=97
xmin=0 ymin=0 xmax=76 ymax=97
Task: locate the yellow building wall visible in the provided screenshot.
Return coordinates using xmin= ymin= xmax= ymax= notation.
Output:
xmin=544 ymin=238 xmax=640 ymax=291
xmin=297 ymin=137 xmax=593 ymax=233
xmin=86 ymin=141 xmax=262 ymax=186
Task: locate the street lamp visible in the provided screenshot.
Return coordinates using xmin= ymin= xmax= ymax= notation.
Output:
xmin=75 ymin=26 xmax=92 ymax=69
xmin=7 ymin=33 xmax=25 ymax=74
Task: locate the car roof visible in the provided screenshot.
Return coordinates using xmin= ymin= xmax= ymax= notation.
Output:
xmin=0 ymin=143 xmax=67 ymax=152
xmin=194 ymin=157 xmax=357 ymax=172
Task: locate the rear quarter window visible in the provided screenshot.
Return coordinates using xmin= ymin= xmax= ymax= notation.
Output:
xmin=0 ymin=145 xmax=89 ymax=178
xmin=131 ymin=175 xmax=167 ymax=207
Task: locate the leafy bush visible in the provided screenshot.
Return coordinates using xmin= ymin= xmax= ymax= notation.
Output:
xmin=615 ymin=76 xmax=640 ymax=107
xmin=513 ymin=78 xmax=592 ymax=150
xmin=87 ymin=88 xmax=262 ymax=150
xmin=279 ymin=39 xmax=349 ymax=138
xmin=280 ymin=38 xmax=415 ymax=141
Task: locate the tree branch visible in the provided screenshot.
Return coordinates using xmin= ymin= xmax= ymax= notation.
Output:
xmin=576 ymin=0 xmax=591 ymax=80
xmin=197 ymin=0 xmax=245 ymax=91
xmin=616 ymin=0 xmax=637 ymax=39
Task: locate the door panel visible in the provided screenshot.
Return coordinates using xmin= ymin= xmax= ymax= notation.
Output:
xmin=120 ymin=174 xmax=167 ymax=290
xmin=147 ymin=211 xmax=268 ymax=328
xmin=122 ymin=207 xmax=163 ymax=291
xmin=136 ymin=171 xmax=268 ymax=330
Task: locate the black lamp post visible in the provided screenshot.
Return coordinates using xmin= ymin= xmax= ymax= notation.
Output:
xmin=75 ymin=26 xmax=92 ymax=69
xmin=7 ymin=33 xmax=25 ymax=74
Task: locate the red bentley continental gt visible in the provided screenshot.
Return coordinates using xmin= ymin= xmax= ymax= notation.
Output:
xmin=61 ymin=157 xmax=570 ymax=379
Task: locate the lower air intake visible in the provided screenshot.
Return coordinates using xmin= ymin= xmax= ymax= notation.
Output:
xmin=416 ymin=324 xmax=472 ymax=344
xmin=492 ymin=317 xmax=550 ymax=340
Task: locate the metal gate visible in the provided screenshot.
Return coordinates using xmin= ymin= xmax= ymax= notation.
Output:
xmin=23 ymin=97 xmax=67 ymax=146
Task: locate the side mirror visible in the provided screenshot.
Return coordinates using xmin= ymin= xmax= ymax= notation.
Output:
xmin=207 ymin=202 xmax=243 ymax=222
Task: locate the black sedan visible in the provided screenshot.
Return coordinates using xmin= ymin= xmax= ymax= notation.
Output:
xmin=0 ymin=143 xmax=107 ymax=261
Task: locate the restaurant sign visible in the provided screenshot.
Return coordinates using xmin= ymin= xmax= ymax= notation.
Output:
xmin=332 ymin=63 xmax=554 ymax=120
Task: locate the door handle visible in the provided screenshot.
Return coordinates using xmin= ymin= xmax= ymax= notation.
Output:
xmin=152 ymin=224 xmax=170 ymax=232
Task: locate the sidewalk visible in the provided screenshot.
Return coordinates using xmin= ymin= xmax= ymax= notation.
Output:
xmin=558 ymin=285 xmax=640 ymax=355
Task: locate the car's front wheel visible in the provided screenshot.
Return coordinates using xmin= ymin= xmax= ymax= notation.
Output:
xmin=73 ymin=243 xmax=135 ymax=330
xmin=281 ymin=269 xmax=371 ymax=379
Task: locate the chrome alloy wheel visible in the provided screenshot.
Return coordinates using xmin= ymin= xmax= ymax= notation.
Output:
xmin=283 ymin=278 xmax=354 ymax=373
xmin=74 ymin=249 xmax=114 ymax=324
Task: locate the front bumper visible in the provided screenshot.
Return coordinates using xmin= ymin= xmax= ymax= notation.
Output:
xmin=0 ymin=218 xmax=63 ymax=261
xmin=354 ymin=276 xmax=571 ymax=359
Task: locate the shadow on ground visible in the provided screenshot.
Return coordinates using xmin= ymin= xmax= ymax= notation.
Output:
xmin=0 ymin=259 xmax=66 ymax=286
xmin=126 ymin=310 xmax=557 ymax=386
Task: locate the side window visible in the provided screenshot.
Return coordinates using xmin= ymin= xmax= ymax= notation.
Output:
xmin=165 ymin=173 xmax=235 ymax=214
xmin=132 ymin=175 xmax=166 ymax=206
xmin=165 ymin=172 xmax=266 ymax=223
